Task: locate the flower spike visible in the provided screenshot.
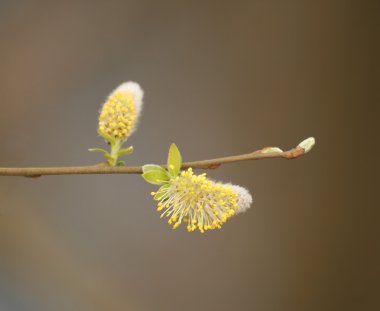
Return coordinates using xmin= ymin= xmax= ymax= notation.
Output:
xmin=98 ymin=81 xmax=143 ymax=141
xmin=142 ymin=144 xmax=253 ymax=233
xmin=89 ymin=81 xmax=144 ymax=166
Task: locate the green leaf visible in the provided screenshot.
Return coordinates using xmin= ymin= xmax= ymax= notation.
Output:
xmin=142 ymin=165 xmax=170 ymax=184
xmin=167 ymin=143 xmax=182 ymax=177
xmin=118 ymin=146 xmax=134 ymax=156
xmin=116 ymin=160 xmax=126 ymax=166
xmin=104 ymin=154 xmax=113 ymax=160
xmin=142 ymin=170 xmax=170 ymax=185
xmin=143 ymin=164 xmax=167 ymax=174
xmin=88 ymin=148 xmax=109 ymax=155
xmin=98 ymin=129 xmax=115 ymax=144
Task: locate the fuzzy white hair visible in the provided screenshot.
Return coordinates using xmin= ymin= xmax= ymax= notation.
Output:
xmin=228 ymin=184 xmax=253 ymax=214
xmin=113 ymin=81 xmax=144 ymax=117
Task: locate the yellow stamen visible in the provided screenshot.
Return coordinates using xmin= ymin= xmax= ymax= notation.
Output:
xmin=152 ymin=168 xmax=239 ymax=233
xmin=98 ymin=89 xmax=137 ymax=141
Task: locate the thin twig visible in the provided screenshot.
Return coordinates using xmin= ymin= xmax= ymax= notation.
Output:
xmin=0 ymin=138 xmax=315 ymax=177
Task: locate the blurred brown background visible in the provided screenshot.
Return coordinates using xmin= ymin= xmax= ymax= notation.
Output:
xmin=0 ymin=1 xmax=378 ymax=310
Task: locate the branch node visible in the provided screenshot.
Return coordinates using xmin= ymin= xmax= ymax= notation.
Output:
xmin=207 ymin=163 xmax=221 ymax=169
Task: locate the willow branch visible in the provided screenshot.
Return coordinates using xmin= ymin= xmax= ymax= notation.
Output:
xmin=0 ymin=138 xmax=315 ymax=177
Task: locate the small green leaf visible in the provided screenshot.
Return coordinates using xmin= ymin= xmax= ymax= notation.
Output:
xmin=88 ymin=148 xmax=109 ymax=155
xmin=143 ymin=164 xmax=167 ymax=174
xmin=118 ymin=146 xmax=134 ymax=156
xmin=142 ymin=170 xmax=170 ymax=185
xmin=116 ymin=160 xmax=126 ymax=166
xmin=167 ymin=143 xmax=182 ymax=177
xmin=104 ymin=154 xmax=114 ymax=161
xmin=98 ymin=129 xmax=115 ymax=144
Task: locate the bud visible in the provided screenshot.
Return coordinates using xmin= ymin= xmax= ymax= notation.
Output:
xmin=298 ymin=137 xmax=315 ymax=153
xmin=262 ymin=147 xmax=283 ymax=154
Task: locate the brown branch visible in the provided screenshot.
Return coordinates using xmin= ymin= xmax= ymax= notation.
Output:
xmin=0 ymin=138 xmax=315 ymax=177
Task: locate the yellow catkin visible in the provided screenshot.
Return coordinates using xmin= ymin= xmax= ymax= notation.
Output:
xmin=151 ymin=168 xmax=238 ymax=233
xmin=98 ymin=91 xmax=136 ymax=141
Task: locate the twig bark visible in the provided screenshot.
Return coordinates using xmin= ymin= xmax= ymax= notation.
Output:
xmin=0 ymin=138 xmax=315 ymax=177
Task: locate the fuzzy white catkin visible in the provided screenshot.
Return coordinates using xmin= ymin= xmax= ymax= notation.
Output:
xmin=229 ymin=184 xmax=253 ymax=214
